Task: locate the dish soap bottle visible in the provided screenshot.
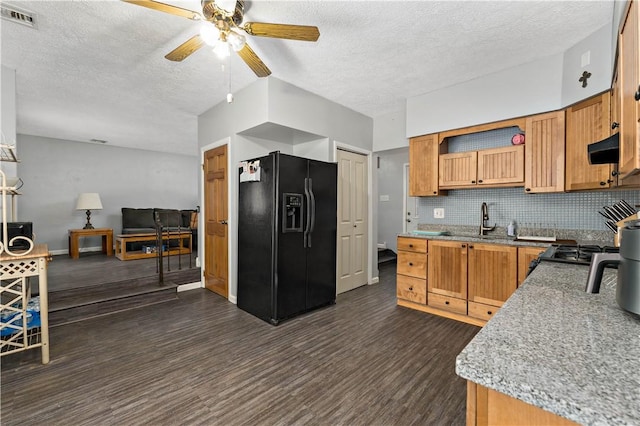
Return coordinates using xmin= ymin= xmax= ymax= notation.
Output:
xmin=507 ymin=220 xmax=516 ymax=237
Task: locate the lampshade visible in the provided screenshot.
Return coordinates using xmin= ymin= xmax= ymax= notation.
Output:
xmin=76 ymin=193 xmax=103 ymax=210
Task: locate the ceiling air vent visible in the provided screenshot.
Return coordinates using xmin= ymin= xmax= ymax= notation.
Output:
xmin=1 ymin=4 xmax=37 ymax=29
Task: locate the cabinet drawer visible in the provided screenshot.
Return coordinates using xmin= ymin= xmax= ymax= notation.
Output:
xmin=397 ymin=274 xmax=427 ymax=304
xmin=468 ymin=301 xmax=498 ymax=321
xmin=397 ymin=237 xmax=427 ymax=253
xmin=428 ymin=292 xmax=467 ymax=315
xmin=397 ymin=251 xmax=427 ymax=279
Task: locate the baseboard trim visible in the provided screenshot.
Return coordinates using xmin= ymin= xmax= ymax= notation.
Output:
xmin=50 ymin=246 xmax=105 ymax=256
xmin=228 ymin=294 xmax=237 ymax=304
xmin=177 ymin=281 xmax=203 ymax=292
xmin=369 ymin=276 xmax=379 ymax=285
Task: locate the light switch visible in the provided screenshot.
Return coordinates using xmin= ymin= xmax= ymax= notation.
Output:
xmin=434 ymin=208 xmax=445 ymax=219
xmin=581 ymin=50 xmax=591 ymax=67
xmin=379 ymin=194 xmax=390 ymax=202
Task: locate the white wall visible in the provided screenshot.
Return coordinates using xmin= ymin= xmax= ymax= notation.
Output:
xmin=562 ymin=23 xmax=613 ymax=107
xmin=198 ymin=77 xmax=375 ymax=303
xmin=406 ymin=53 xmax=564 ymax=137
xmin=18 ymin=135 xmax=199 ymax=252
xmin=373 ymin=108 xmax=407 ymax=152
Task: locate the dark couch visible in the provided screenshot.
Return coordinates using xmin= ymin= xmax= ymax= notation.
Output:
xmin=121 ymin=208 xmax=198 ymax=249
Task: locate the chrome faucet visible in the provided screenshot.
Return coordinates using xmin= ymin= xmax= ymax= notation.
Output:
xmin=479 ymin=202 xmax=496 ymax=236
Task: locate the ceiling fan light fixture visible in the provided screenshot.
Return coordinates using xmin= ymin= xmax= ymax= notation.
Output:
xmin=200 ymin=24 xmax=220 ymax=46
xmin=227 ymin=31 xmax=245 ymax=51
xmin=214 ymin=0 xmax=236 ymax=14
xmin=213 ymin=41 xmax=230 ymax=59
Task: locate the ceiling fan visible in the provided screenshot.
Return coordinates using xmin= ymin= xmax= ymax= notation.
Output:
xmin=123 ymin=0 xmax=320 ymax=77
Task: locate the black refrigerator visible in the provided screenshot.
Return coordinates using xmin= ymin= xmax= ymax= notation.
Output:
xmin=237 ymin=151 xmax=337 ymax=325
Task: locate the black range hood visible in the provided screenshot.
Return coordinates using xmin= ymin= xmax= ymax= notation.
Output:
xmin=588 ymin=132 xmax=619 ymax=164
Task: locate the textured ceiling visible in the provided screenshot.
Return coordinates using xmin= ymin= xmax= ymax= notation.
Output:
xmin=1 ymin=1 xmax=614 ymax=155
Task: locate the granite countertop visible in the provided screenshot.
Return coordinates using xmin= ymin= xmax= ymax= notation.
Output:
xmin=455 ymin=262 xmax=640 ymax=425
xmin=399 ymin=224 xmax=614 ymax=247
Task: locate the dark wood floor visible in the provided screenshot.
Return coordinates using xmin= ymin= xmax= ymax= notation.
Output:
xmin=46 ymin=250 xmax=199 ymax=292
xmin=1 ymin=263 xmax=480 ymax=425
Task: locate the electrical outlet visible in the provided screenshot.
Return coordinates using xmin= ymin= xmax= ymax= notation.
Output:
xmin=434 ymin=208 xmax=445 ymax=219
xmin=379 ymin=194 xmax=390 ymax=202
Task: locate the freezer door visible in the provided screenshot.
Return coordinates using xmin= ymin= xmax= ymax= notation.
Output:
xmin=306 ymin=160 xmax=338 ymax=308
xmin=237 ymin=154 xmax=276 ymax=322
xmin=274 ymin=154 xmax=308 ymax=321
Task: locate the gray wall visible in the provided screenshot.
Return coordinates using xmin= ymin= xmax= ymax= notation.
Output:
xmin=18 ymin=135 xmax=199 ymax=252
xmin=376 ymin=148 xmax=408 ymax=253
xmin=1 ymin=66 xmax=18 ymax=179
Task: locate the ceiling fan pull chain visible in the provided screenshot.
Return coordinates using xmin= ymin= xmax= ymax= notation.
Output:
xmin=226 ymin=58 xmax=233 ymax=103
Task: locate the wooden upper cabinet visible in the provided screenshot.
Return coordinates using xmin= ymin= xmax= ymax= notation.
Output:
xmin=524 ymin=111 xmax=566 ymax=193
xmin=619 ymin=0 xmax=640 ymax=180
xmin=409 ymin=134 xmax=446 ymax=196
xmin=428 ymin=240 xmax=468 ymax=299
xmin=477 ymin=145 xmax=524 ymax=185
xmin=565 ymin=92 xmax=615 ymax=191
xmin=468 ymin=243 xmax=517 ymax=307
xmin=439 ymin=151 xmax=477 ymax=187
xmin=439 ymin=145 xmax=524 ymax=188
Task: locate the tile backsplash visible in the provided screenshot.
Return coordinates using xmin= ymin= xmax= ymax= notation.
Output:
xmin=416 ymin=127 xmax=640 ymax=234
xmin=417 ymin=187 xmax=639 ymax=232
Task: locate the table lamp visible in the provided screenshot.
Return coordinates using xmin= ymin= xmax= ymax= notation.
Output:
xmin=76 ymin=193 xmax=103 ymax=229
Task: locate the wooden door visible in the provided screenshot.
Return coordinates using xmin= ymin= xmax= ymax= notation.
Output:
xmin=477 ymin=145 xmax=524 ymax=186
xmin=439 ymin=151 xmax=478 ymax=188
xmin=427 ymin=240 xmax=468 ymax=299
xmin=409 ymin=134 xmax=443 ymax=196
xmin=468 ymin=243 xmax=517 ymax=307
xmin=565 ymin=93 xmax=614 ymax=191
xmin=517 ymin=246 xmax=546 ymax=287
xmin=619 ymin=0 xmax=640 ymax=180
xmin=524 ymin=111 xmax=565 ymax=193
xmin=204 ymin=145 xmax=228 ymax=297
xmin=337 ymin=149 xmax=368 ymax=294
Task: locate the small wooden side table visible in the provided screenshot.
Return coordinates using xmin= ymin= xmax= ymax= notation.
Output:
xmin=68 ymin=228 xmax=114 ymax=259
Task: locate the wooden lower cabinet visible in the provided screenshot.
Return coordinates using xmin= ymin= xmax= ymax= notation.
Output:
xmin=467 ymin=382 xmax=578 ymax=426
xmin=398 ymin=237 xmax=540 ymax=327
xmin=396 ymin=237 xmax=428 ymax=306
xmin=396 ymin=274 xmax=426 ymax=304
xmin=517 ymin=246 xmax=546 ymax=286
xmin=468 ymin=243 xmax=517 ymax=307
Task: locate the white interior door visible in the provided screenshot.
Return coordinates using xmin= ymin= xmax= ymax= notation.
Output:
xmin=404 ymin=163 xmax=419 ymax=233
xmin=337 ymin=149 xmax=368 ymax=294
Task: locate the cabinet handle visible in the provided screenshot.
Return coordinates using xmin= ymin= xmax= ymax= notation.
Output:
xmin=471 ymin=180 xmax=476 ymax=184
xmin=409 ymin=244 xmax=413 ymax=248
xmin=408 ymin=286 xmax=413 ymax=291
xmin=612 ymin=170 xmax=619 ymax=177
xmin=612 ymin=122 xmax=620 ymax=129
xmin=409 ymin=262 xmax=413 ymax=266
xmin=433 ymin=191 xmax=437 ymax=194
xmin=607 ymin=179 xmax=614 ymax=184
xmin=469 ymin=245 xmax=474 ymax=249
xmin=461 ymin=244 xmax=466 ymax=248
xmin=478 ymin=179 xmax=483 ymax=183
xmin=600 ymin=181 xmax=606 ymax=186
xmin=487 ymin=310 xmax=493 ymax=315
xmin=525 ymin=188 xmax=531 ymax=192
xmin=635 ymin=86 xmax=640 ymax=101
xmin=445 ymin=301 xmax=450 ymax=305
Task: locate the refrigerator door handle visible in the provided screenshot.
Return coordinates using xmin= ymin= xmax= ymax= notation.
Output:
xmin=304 ymin=178 xmax=311 ymax=248
xmin=308 ymin=178 xmax=316 ymax=240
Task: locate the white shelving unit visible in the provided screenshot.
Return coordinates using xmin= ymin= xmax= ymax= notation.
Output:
xmin=0 ymin=143 xmax=50 ymax=364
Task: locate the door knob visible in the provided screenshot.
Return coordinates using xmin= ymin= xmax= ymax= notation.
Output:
xmin=219 ymin=220 xmax=227 ymax=225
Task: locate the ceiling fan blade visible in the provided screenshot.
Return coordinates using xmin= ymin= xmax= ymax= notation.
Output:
xmin=243 ymin=22 xmax=320 ymax=42
xmin=236 ymin=43 xmax=271 ymax=77
xmin=122 ymin=0 xmax=202 ymax=20
xmin=165 ymin=35 xmax=205 ymax=62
